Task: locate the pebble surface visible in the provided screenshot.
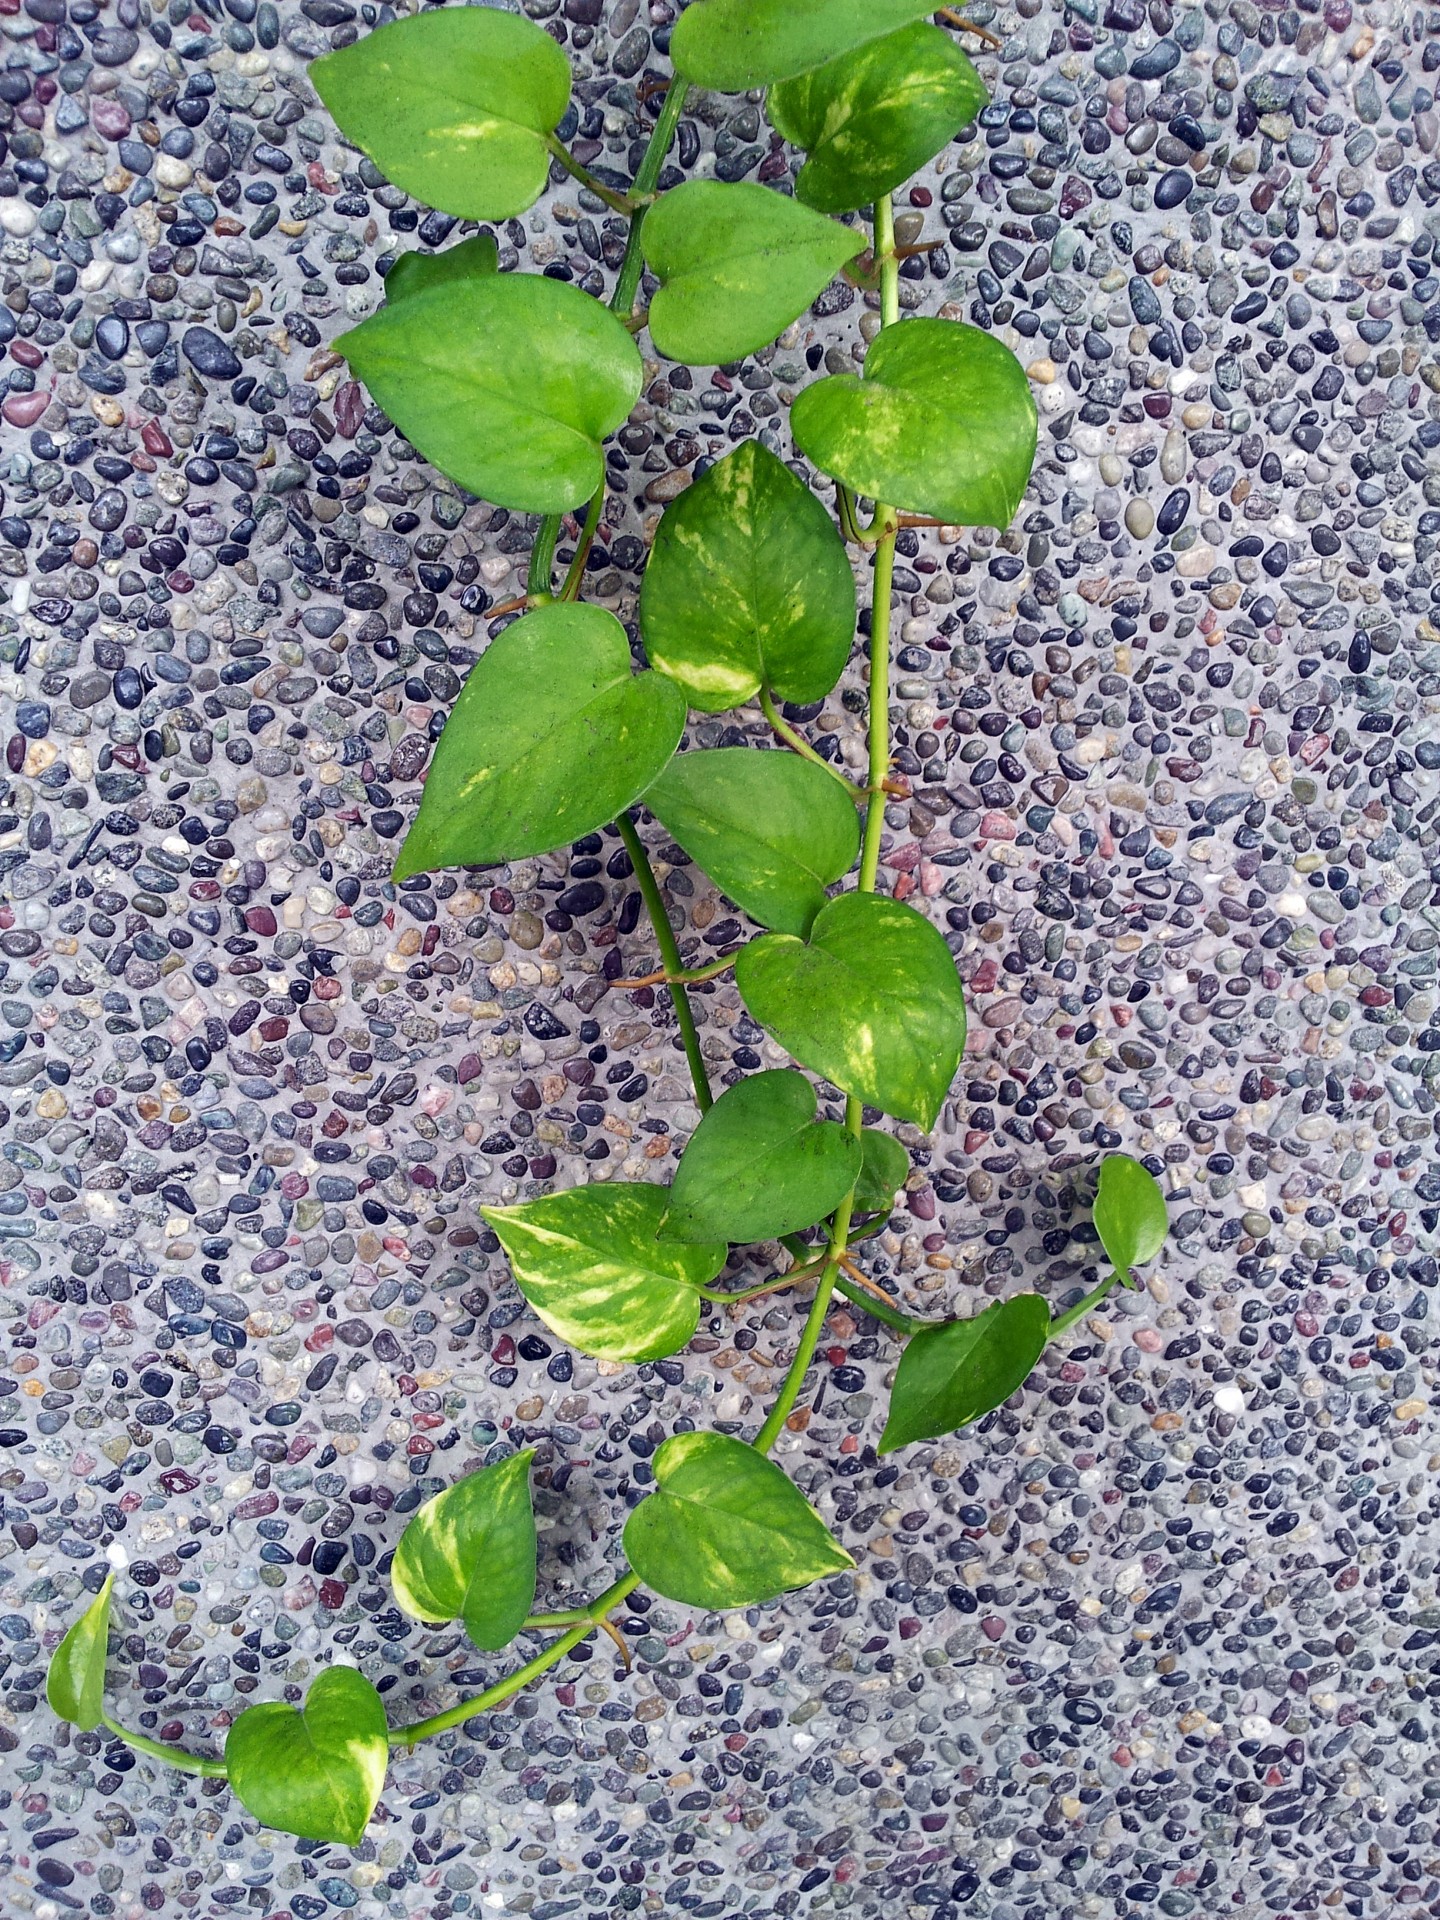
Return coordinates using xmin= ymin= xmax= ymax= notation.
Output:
xmin=2 ymin=0 xmax=1440 ymax=1917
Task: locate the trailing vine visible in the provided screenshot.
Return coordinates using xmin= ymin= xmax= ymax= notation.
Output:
xmin=44 ymin=0 xmax=1172 ymax=1844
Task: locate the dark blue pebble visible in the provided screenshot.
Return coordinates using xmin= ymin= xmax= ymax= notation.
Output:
xmin=1154 ymin=169 xmax=1193 ymax=209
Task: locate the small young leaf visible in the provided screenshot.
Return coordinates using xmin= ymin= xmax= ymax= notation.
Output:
xmin=46 ymin=1572 xmax=113 ymax=1731
xmin=660 ymin=1068 xmax=861 ymax=1246
xmin=639 ymin=439 xmax=856 ymax=712
xmin=642 ymin=180 xmax=863 ymax=365
xmin=879 ymin=1295 xmax=1050 ymax=1453
xmin=391 ymin=1452 xmax=537 ymax=1652
xmin=1093 ymin=1153 xmax=1168 ymax=1277
xmin=643 ymin=747 xmax=859 ymax=939
xmin=481 ymin=1183 xmax=726 ymax=1363
xmin=736 ymin=892 xmax=966 ymax=1130
xmin=394 ymin=603 xmax=684 ymax=879
xmin=384 ymin=234 xmax=498 ymax=305
xmin=226 ymin=1666 xmax=389 ymax=1846
xmin=337 ymin=274 xmax=642 ymax=515
xmin=623 ymin=1432 xmax=853 ymax=1608
xmin=791 ymin=317 xmax=1037 ymax=529
xmin=671 ymin=0 xmax=937 ymax=90
xmin=769 ymin=24 xmax=987 ymax=215
xmin=311 ymin=10 xmax=570 ymax=221
xmin=854 ymin=1128 xmax=908 ymax=1214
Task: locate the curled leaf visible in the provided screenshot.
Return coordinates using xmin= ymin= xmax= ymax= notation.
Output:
xmin=391 ymin=1452 xmax=537 ymax=1652
xmin=46 ymin=1572 xmax=113 ymax=1731
xmin=1093 ymin=1153 xmax=1169 ymax=1277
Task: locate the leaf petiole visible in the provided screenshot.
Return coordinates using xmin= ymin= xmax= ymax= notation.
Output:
xmin=936 ymin=7 xmax=1007 ymax=48
xmin=101 ymin=1712 xmax=229 ymax=1779
xmin=544 ymin=132 xmax=639 ymax=216
xmin=1048 ymin=1267 xmax=1127 ymax=1339
xmin=758 ymin=687 xmax=858 ymax=791
xmin=615 ymin=811 xmax=714 ymax=1113
xmin=612 ymin=951 xmax=740 ymax=991
xmin=559 ymin=482 xmax=605 ymax=603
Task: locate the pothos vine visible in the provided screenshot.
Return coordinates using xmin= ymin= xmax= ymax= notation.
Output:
xmin=44 ymin=1 xmax=1172 ymax=1846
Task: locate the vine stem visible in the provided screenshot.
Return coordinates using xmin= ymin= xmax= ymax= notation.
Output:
xmin=560 ymin=481 xmax=605 ymax=602
xmin=615 ymin=810 xmax=713 ymax=1113
xmin=527 ymin=76 xmax=687 ymax=599
xmin=544 ymin=132 xmax=637 ymax=216
xmin=751 ymin=196 xmax=903 ymax=1443
xmin=759 ymin=687 xmax=857 ymax=792
xmin=101 ymin=1712 xmax=228 ymax=1778
xmin=391 ymin=1571 xmax=640 ymax=1747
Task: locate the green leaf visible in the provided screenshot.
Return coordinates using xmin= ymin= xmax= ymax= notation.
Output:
xmin=311 ymin=10 xmax=570 ymax=221
xmin=642 ymin=180 xmax=863 ymax=365
xmin=660 ymin=1068 xmax=861 ymax=1245
xmin=391 ymin=1452 xmax=537 ymax=1652
xmin=769 ymin=24 xmax=988 ymax=215
xmin=480 ymin=1183 xmax=726 ymax=1363
xmin=736 ymin=891 xmax=966 ymax=1130
xmin=337 ymin=274 xmax=642 ymax=515
xmin=46 ymin=1573 xmax=112 ymax=1731
xmin=623 ymin=1432 xmax=852 ymax=1607
xmin=384 ymin=233 xmax=499 ymax=305
xmin=879 ymin=1294 xmax=1050 ymax=1453
xmin=226 ymin=1667 xmax=389 ymax=1846
xmin=672 ymin=0 xmax=938 ymax=90
xmin=394 ymin=603 xmax=684 ymax=879
xmin=1093 ymin=1153 xmax=1168 ymax=1276
xmin=854 ymin=1128 xmax=908 ymax=1214
xmin=643 ymin=747 xmax=859 ymax=938
xmin=639 ymin=439 xmax=856 ymax=712
xmin=791 ymin=317 xmax=1037 ymax=529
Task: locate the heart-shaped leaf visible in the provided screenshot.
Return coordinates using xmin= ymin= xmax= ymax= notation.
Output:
xmin=311 ymin=10 xmax=571 ymax=221
xmin=642 ymin=180 xmax=863 ymax=365
xmin=672 ymin=0 xmax=938 ymax=90
xmin=226 ymin=1666 xmax=389 ymax=1846
xmin=394 ymin=604 xmax=685 ymax=879
xmin=337 ymin=274 xmax=642 ymax=514
xmin=660 ymin=1069 xmax=861 ymax=1245
xmin=481 ymin=1183 xmax=727 ymax=1363
xmin=623 ymin=1432 xmax=852 ymax=1608
xmin=769 ymin=24 xmax=988 ymax=215
xmin=879 ymin=1294 xmax=1050 ymax=1453
xmin=1093 ymin=1153 xmax=1168 ymax=1277
xmin=643 ymin=747 xmax=859 ymax=938
xmin=854 ymin=1128 xmax=908 ymax=1214
xmin=791 ymin=317 xmax=1037 ymax=529
xmin=736 ymin=891 xmax=966 ymax=1130
xmin=46 ymin=1572 xmax=113 ymax=1731
xmin=640 ymin=440 xmax=856 ymax=712
xmin=391 ymin=1452 xmax=537 ymax=1652
xmin=384 ymin=234 xmax=499 ymax=305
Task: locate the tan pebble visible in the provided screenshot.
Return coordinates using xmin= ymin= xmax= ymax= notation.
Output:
xmin=1027 ymin=357 xmax=1056 ymax=383
xmin=1124 ymin=499 xmax=1154 ymax=538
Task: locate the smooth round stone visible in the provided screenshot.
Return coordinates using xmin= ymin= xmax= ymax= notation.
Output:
xmin=94 ymin=315 xmax=129 ymax=361
xmin=181 ymin=326 xmax=242 ymax=379
xmin=1154 ymin=168 xmax=1194 ymax=208
xmin=1124 ymin=498 xmax=1155 ymax=538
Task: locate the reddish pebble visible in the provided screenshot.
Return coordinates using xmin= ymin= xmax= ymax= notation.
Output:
xmin=244 ymin=905 xmax=278 ymax=936
xmin=334 ymin=379 xmax=366 ymax=437
xmin=318 ymin=1578 xmax=347 ymax=1611
xmin=91 ymin=98 xmax=131 ymax=138
xmin=141 ymin=419 xmax=172 ymax=455
xmin=980 ymin=1615 xmax=1006 ymax=1641
xmin=2 ymin=390 xmax=49 ymax=427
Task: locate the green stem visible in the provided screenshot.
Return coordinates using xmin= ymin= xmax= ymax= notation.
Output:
xmin=857 ymin=196 xmax=901 ymax=896
xmin=754 ymin=1255 xmax=840 ymax=1454
xmin=523 ymin=1609 xmax=595 ymax=1630
xmin=612 ymin=76 xmax=688 ymax=320
xmin=759 ymin=687 xmax=857 ymax=792
xmin=615 ymin=811 xmax=713 ymax=1113
xmin=1048 ymin=1267 xmax=1126 ymax=1339
xmin=560 ymin=482 xmax=605 ymax=602
xmin=544 ymin=133 xmax=636 ymax=217
xmin=393 ymin=1572 xmax=641 ymax=1746
xmin=527 ymin=516 xmax=559 ymax=602
xmin=101 ymin=1712 xmax=228 ymax=1779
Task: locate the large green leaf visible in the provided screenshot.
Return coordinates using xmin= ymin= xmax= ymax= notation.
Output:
xmin=854 ymin=1128 xmax=908 ymax=1214
xmin=337 ymin=274 xmax=642 ymax=514
xmin=671 ymin=0 xmax=937 ymax=90
xmin=312 ymin=9 xmax=570 ymax=221
xmin=769 ymin=24 xmax=988 ymax=215
xmin=623 ymin=1432 xmax=852 ymax=1607
xmin=660 ymin=1068 xmax=861 ymax=1245
xmin=384 ymin=234 xmax=498 ymax=305
xmin=879 ymin=1294 xmax=1051 ymax=1452
xmin=46 ymin=1573 xmax=112 ymax=1731
xmin=1093 ymin=1153 xmax=1168 ymax=1276
xmin=639 ymin=440 xmax=856 ymax=712
xmin=226 ymin=1667 xmax=389 ymax=1846
xmin=736 ymin=891 xmax=966 ymax=1130
xmin=394 ymin=604 xmax=684 ymax=879
xmin=391 ymin=1452 xmax=537 ymax=1652
xmin=644 ymin=748 xmax=859 ymax=938
xmin=791 ymin=318 xmax=1037 ymax=529
xmin=642 ymin=180 xmax=863 ymax=365
xmin=480 ymin=1183 xmax=726 ymax=1363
